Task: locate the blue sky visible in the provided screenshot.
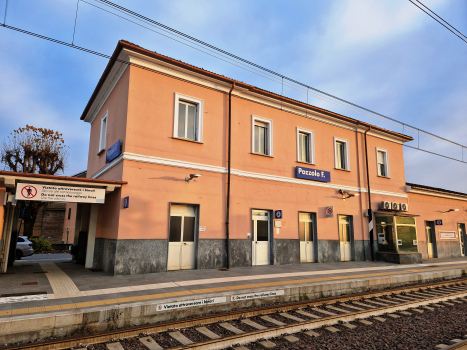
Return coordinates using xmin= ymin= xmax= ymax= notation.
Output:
xmin=1 ymin=0 xmax=466 ymax=192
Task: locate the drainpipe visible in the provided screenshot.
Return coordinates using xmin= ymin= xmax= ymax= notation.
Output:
xmin=364 ymin=126 xmax=375 ymax=261
xmin=226 ymin=82 xmax=235 ymax=269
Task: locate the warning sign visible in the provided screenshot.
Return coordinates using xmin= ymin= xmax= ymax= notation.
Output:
xmin=16 ymin=184 xmax=105 ymax=204
xmin=20 ymin=185 xmax=37 ymax=199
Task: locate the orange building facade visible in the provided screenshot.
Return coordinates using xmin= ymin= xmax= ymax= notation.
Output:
xmin=76 ymin=41 xmax=467 ymax=275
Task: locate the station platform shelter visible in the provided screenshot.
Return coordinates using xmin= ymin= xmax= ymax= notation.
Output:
xmin=0 ymin=171 xmax=126 ymax=273
xmin=1 ymin=254 xmax=467 ymax=344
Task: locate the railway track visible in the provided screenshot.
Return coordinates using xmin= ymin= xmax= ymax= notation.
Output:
xmin=5 ymin=278 xmax=467 ymax=350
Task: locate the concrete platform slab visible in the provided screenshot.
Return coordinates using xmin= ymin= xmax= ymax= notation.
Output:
xmin=1 ymin=257 xmax=467 ymax=344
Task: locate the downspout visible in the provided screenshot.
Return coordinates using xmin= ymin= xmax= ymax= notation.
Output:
xmin=226 ymin=82 xmax=235 ymax=269
xmin=364 ymin=126 xmax=375 ymax=261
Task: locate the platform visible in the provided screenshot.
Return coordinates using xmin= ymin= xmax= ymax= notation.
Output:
xmin=1 ymin=254 xmax=467 ymax=344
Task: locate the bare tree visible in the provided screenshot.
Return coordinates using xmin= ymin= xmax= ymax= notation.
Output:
xmin=1 ymin=125 xmax=69 ymax=237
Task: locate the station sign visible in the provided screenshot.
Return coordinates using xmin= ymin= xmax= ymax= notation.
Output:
xmin=16 ymin=183 xmax=105 ymax=204
xmin=296 ymin=166 xmax=330 ymax=183
xmin=156 ymin=296 xmax=226 ymax=312
xmin=106 ymin=140 xmax=121 ymax=164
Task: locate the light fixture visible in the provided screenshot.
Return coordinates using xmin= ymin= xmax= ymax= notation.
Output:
xmin=443 ymin=208 xmax=459 ymax=214
xmin=338 ymin=189 xmax=360 ymax=201
xmin=185 ymin=174 xmax=202 ymax=183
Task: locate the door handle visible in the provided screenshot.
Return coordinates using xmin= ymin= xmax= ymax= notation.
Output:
xmin=184 ymin=243 xmax=187 ymax=245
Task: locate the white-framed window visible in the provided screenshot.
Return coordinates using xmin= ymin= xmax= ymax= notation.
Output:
xmin=99 ymin=111 xmax=108 ymax=153
xmin=296 ymin=127 xmax=314 ymax=164
xmin=173 ymin=93 xmax=203 ymax=142
xmin=376 ymin=148 xmax=390 ymax=177
xmin=334 ymin=137 xmax=350 ymax=170
xmin=252 ymin=115 xmax=273 ymax=156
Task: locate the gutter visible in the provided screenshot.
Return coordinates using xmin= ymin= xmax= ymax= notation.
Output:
xmin=226 ymin=82 xmax=235 ymax=269
xmin=364 ymin=126 xmax=375 ymax=261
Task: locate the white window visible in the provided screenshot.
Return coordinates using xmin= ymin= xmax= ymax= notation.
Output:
xmin=334 ymin=137 xmax=350 ymax=170
xmin=252 ymin=116 xmax=273 ymax=156
xmin=173 ymin=93 xmax=203 ymax=142
xmin=296 ymin=128 xmax=314 ymax=164
xmin=376 ymin=148 xmax=390 ymax=177
xmin=99 ymin=112 xmax=108 ymax=153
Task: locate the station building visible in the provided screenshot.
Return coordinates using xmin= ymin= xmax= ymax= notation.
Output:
xmin=0 ymin=40 xmax=466 ymax=275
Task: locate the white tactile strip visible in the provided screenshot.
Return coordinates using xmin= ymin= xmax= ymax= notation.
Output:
xmin=0 ymin=294 xmax=48 ymax=304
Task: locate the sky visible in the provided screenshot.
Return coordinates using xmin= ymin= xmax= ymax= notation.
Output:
xmin=0 ymin=0 xmax=466 ymax=192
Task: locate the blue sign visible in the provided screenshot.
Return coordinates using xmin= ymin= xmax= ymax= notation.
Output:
xmin=296 ymin=166 xmax=331 ymax=183
xmin=275 ymin=210 xmax=282 ymax=219
xmin=106 ymin=140 xmax=121 ymax=164
xmin=435 ymin=220 xmax=443 ymax=226
xmin=123 ymin=196 xmax=130 ymax=209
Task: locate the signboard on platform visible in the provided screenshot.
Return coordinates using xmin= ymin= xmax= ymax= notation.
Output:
xmin=439 ymin=231 xmax=456 ymax=239
xmin=230 ymin=290 xmax=285 ymax=302
xmin=156 ymin=296 xmax=226 ymax=312
xmin=16 ymin=184 xmax=105 ymax=204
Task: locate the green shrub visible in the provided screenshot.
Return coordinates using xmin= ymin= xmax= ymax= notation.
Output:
xmin=30 ymin=237 xmax=54 ymax=252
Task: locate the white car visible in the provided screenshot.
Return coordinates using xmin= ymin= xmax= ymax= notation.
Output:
xmin=16 ymin=236 xmax=34 ymax=260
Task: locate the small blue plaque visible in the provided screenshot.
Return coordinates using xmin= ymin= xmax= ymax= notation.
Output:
xmin=296 ymin=166 xmax=331 ymax=183
xmin=435 ymin=220 xmax=443 ymax=226
xmin=275 ymin=210 xmax=282 ymax=219
xmin=123 ymin=196 xmax=129 ymax=209
xmin=106 ymin=140 xmax=121 ymax=164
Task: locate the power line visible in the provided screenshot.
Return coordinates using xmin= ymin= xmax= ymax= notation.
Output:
xmin=70 ymin=0 xmax=467 ymax=151
xmin=72 ymin=0 xmax=80 ymax=46
xmin=408 ymin=0 xmax=467 ymax=44
xmin=86 ymin=0 xmax=467 ymax=149
xmin=0 ymin=24 xmax=466 ymax=167
xmin=414 ymin=0 xmax=466 ymax=39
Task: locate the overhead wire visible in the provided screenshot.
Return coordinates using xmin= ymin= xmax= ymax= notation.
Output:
xmin=408 ymin=0 xmax=467 ymax=44
xmin=1 ymin=2 xmax=466 ymax=166
xmin=414 ymin=0 xmax=467 ymax=38
xmin=82 ymin=0 xmax=467 ymax=150
xmin=77 ymin=0 xmax=406 ymax=129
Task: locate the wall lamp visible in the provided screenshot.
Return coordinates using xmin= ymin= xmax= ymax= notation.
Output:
xmin=185 ymin=174 xmax=202 ymax=183
xmin=443 ymin=208 xmax=459 ymax=214
xmin=338 ymin=189 xmax=360 ymax=201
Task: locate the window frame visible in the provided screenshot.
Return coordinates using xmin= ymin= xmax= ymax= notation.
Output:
xmin=98 ymin=111 xmax=108 ymax=154
xmin=334 ymin=137 xmax=350 ymax=171
xmin=173 ymin=93 xmax=204 ymax=142
xmin=251 ymin=115 xmax=273 ymax=156
xmin=296 ymin=127 xmax=315 ymax=164
xmin=376 ymin=147 xmax=390 ymax=178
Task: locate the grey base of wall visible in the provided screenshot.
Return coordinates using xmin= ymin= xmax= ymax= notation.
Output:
xmin=93 ymin=238 xmax=167 ymax=275
xmin=376 ymin=252 xmax=423 ymax=264
xmin=230 ymin=239 xmax=252 ymax=268
xmin=197 ymin=239 xmax=227 ymax=270
xmin=418 ymin=241 xmax=428 ymax=259
xmin=3 ymin=267 xmax=466 ymax=344
xmin=273 ymin=239 xmax=300 ymax=265
xmin=93 ymin=238 xmax=374 ymax=275
xmin=437 ymin=241 xmax=463 ymax=259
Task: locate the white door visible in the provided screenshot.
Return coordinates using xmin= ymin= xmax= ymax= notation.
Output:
xmin=426 ymin=223 xmax=434 ymax=259
xmin=168 ymin=205 xmax=196 ymax=271
xmin=252 ymin=210 xmax=270 ymax=266
xmin=299 ymin=212 xmax=314 ymax=263
xmin=339 ymin=215 xmax=352 ymax=262
xmin=459 ymin=224 xmax=466 ymax=257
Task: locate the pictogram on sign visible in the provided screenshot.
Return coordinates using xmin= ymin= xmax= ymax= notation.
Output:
xmin=20 ymin=185 xmax=37 ymax=199
xmin=325 ymin=206 xmax=334 ymax=218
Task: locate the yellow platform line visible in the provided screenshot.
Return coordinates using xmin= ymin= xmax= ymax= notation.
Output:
xmin=2 ymin=264 xmax=467 ymax=317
